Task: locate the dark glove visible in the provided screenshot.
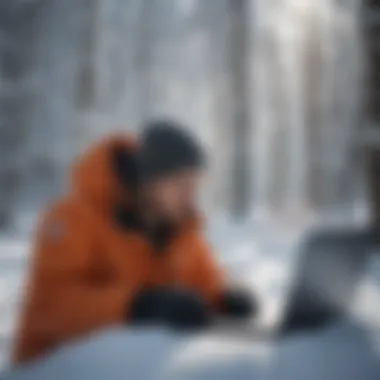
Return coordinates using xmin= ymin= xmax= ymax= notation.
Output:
xmin=130 ymin=288 xmax=211 ymax=330
xmin=219 ymin=289 xmax=258 ymax=318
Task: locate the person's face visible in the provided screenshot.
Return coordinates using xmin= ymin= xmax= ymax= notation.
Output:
xmin=146 ymin=169 xmax=203 ymax=223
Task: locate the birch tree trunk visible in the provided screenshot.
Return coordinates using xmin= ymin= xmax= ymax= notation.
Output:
xmin=229 ymin=0 xmax=251 ymax=218
xmin=0 ymin=2 xmax=37 ymax=228
xmin=363 ymin=0 xmax=380 ymax=225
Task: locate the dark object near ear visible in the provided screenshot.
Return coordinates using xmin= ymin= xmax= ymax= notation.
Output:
xmin=219 ymin=289 xmax=258 ymax=318
xmin=130 ymin=288 xmax=211 ymax=330
xmin=112 ymin=145 xmax=139 ymax=188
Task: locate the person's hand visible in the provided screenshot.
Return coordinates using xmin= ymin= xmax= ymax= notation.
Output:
xmin=219 ymin=289 xmax=258 ymax=318
xmin=131 ymin=288 xmax=211 ymax=330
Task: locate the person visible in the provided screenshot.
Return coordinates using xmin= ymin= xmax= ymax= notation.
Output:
xmin=12 ymin=120 xmax=256 ymax=364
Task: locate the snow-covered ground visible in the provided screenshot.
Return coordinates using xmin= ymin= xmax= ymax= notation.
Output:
xmin=1 ymin=213 xmax=380 ymax=379
xmin=0 ymin=236 xmax=29 ymax=370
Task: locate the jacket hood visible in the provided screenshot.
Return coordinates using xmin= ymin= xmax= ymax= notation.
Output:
xmin=71 ymin=134 xmax=138 ymax=212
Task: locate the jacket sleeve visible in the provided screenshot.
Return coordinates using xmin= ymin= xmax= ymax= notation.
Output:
xmin=21 ymin=203 xmax=130 ymax=344
xmin=190 ymin=233 xmax=225 ymax=309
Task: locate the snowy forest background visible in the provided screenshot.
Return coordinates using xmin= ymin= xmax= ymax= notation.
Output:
xmin=0 ymin=0 xmax=369 ymax=226
xmin=1 ymin=0 xmax=380 ymax=377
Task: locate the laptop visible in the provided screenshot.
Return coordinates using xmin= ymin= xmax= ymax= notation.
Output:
xmin=279 ymin=227 xmax=377 ymax=335
xmin=210 ymin=227 xmax=378 ymax=340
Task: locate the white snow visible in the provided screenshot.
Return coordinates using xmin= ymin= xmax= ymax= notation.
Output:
xmin=0 ymin=215 xmax=379 ymax=379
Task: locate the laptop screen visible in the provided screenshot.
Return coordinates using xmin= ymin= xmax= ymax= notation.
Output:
xmin=279 ymin=228 xmax=376 ymax=335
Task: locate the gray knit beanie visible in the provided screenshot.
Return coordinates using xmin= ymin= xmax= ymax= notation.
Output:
xmin=138 ymin=119 xmax=206 ymax=182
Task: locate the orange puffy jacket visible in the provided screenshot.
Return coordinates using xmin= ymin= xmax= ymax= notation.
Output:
xmin=12 ymin=134 xmax=224 ymax=364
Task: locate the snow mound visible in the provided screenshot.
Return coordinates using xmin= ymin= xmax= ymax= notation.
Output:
xmin=3 ymin=328 xmax=263 ymax=380
xmin=3 ymin=322 xmax=380 ymax=380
